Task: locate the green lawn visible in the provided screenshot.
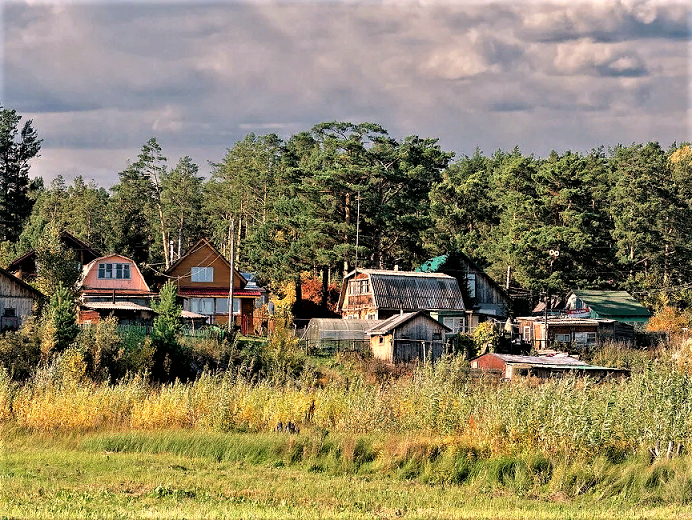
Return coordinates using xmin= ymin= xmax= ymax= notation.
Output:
xmin=3 ymin=429 xmax=692 ymax=520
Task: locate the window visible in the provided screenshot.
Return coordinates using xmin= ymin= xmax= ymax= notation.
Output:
xmin=379 ymin=337 xmax=384 ymax=344
xmin=349 ymin=279 xmax=370 ymax=295
xmin=467 ymin=273 xmax=476 ymax=299
xmin=98 ymin=262 xmax=131 ymax=279
xmin=442 ymin=316 xmax=464 ymax=334
xmin=574 ymin=332 xmax=597 ymax=345
xmin=190 ymin=298 xmax=214 ymax=315
xmin=523 ymin=326 xmax=531 ymax=342
xmin=215 ymin=298 xmax=240 ymax=315
xmin=3 ymin=308 xmax=15 ymax=317
xmin=432 ymin=332 xmax=442 ymax=341
xmin=554 ymin=333 xmax=571 ymax=343
xmin=191 ymin=266 xmax=214 ymax=282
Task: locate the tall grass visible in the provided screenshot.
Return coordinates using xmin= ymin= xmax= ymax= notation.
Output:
xmin=3 ymin=354 xmax=692 ymax=461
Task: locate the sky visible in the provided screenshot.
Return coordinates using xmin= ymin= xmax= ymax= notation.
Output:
xmin=2 ymin=0 xmax=690 ymax=187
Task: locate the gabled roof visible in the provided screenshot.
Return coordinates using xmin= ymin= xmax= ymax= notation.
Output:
xmin=0 ymin=266 xmax=44 ymax=299
xmin=416 ymin=252 xmax=512 ymax=303
xmin=166 ymin=238 xmax=247 ymax=288
xmin=343 ymin=269 xmax=465 ymax=311
xmin=7 ymin=231 xmax=102 ymax=272
xmin=366 ymin=311 xmax=452 ymax=335
xmin=573 ymin=290 xmax=650 ymax=318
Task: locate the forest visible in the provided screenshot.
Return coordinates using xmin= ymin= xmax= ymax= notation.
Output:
xmin=2 ymin=107 xmax=692 ymax=312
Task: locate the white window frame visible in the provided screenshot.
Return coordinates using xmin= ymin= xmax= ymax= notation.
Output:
xmin=98 ymin=262 xmax=131 ymax=279
xmin=191 ymin=266 xmax=214 ymax=283
xmin=554 ymin=333 xmax=571 ymax=343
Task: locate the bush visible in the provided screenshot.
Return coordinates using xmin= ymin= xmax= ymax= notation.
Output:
xmin=0 ymin=318 xmax=42 ymax=381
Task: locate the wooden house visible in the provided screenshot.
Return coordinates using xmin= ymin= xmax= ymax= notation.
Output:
xmin=417 ymin=252 xmax=512 ymax=332
xmin=0 ymin=266 xmax=44 ymax=331
xmin=516 ymin=316 xmax=635 ymax=350
xmin=77 ymin=254 xmax=156 ymax=325
xmin=338 ymin=269 xmax=466 ymax=329
xmin=165 ymin=238 xmax=260 ymax=334
xmin=366 ymin=311 xmax=451 ymax=363
xmin=7 ymin=231 xmax=102 ymax=282
xmin=471 ymin=352 xmax=629 ymax=381
xmin=565 ymin=290 xmax=650 ymax=326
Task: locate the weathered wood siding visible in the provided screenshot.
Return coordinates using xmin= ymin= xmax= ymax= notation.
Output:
xmin=0 ymin=271 xmax=39 ymax=326
xmin=371 ymin=334 xmax=393 ymax=363
xmin=341 ymin=272 xmax=376 ymax=319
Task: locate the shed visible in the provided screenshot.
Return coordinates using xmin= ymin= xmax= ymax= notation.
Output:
xmin=366 ymin=311 xmax=451 ymax=363
xmin=471 ymin=352 xmax=629 ymax=381
xmin=302 ymin=318 xmax=383 ymax=353
xmin=0 ymin=266 xmax=44 ymax=330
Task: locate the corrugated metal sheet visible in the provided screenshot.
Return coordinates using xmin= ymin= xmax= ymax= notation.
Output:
xmin=366 ymin=271 xmax=465 ymax=311
xmin=489 ymin=353 xmax=587 ymax=367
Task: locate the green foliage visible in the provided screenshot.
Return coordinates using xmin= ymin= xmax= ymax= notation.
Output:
xmin=0 ymin=318 xmax=41 ymax=380
xmin=473 ymin=321 xmax=501 ymax=354
xmin=32 ymin=224 xmax=81 ymax=298
xmin=150 ymin=281 xmax=188 ymax=382
xmin=41 ymin=282 xmax=79 ymax=360
xmin=0 ymin=106 xmax=42 ymax=243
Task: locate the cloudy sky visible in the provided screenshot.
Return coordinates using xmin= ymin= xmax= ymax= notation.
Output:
xmin=2 ymin=0 xmax=690 ymax=187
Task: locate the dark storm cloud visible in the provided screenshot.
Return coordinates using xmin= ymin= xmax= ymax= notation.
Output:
xmin=1 ymin=0 xmax=689 ymax=186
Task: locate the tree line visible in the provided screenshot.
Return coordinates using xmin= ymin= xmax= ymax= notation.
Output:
xmin=1 ymin=106 xmax=691 ymax=311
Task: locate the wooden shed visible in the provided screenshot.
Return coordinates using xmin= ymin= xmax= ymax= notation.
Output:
xmin=0 ymin=267 xmax=44 ymax=331
xmin=366 ymin=311 xmax=451 ymax=363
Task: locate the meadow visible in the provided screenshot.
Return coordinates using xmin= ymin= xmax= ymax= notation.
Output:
xmin=4 ymin=338 xmax=692 ymax=518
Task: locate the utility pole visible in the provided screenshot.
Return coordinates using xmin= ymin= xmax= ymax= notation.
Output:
xmin=227 ymin=217 xmax=235 ymax=333
xmin=354 ymin=191 xmax=361 ymax=271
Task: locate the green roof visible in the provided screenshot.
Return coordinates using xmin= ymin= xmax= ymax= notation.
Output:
xmin=573 ymin=290 xmax=650 ymax=318
xmin=416 ymin=254 xmax=448 ymax=273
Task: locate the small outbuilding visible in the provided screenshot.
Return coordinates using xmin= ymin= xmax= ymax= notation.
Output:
xmin=0 ymin=266 xmax=44 ymax=331
xmin=302 ymin=318 xmax=383 ymax=353
xmin=470 ymin=352 xmax=629 ymax=381
xmin=366 ymin=311 xmax=451 ymax=363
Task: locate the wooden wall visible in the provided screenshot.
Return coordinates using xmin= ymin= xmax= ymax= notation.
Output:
xmin=170 ymin=242 xmax=245 ymax=290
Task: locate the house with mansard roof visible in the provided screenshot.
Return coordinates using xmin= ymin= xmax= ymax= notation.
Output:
xmin=77 ymin=253 xmax=157 ymax=326
xmin=338 ymin=269 xmax=466 ymax=332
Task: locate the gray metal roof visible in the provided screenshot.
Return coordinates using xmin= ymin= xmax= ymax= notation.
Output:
xmin=366 ymin=311 xmax=452 ymax=335
xmin=354 ymin=270 xmax=465 ymax=311
xmin=486 ymin=353 xmax=588 ymax=367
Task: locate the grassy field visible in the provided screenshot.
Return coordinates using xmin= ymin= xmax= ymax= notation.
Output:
xmin=3 ymin=428 xmax=692 ymax=520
